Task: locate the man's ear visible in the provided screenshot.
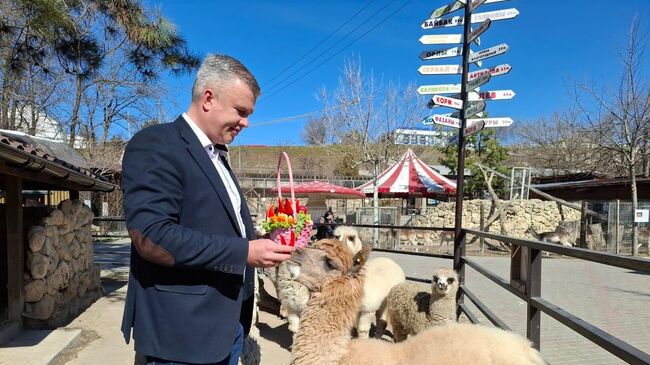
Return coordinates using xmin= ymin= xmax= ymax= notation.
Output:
xmin=350 ymin=244 xmax=371 ymax=274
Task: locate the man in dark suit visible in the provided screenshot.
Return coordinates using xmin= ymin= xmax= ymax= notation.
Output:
xmin=121 ymin=54 xmax=294 ymax=365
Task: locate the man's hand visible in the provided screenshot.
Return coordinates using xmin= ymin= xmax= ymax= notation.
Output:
xmin=247 ymin=239 xmax=295 ymax=268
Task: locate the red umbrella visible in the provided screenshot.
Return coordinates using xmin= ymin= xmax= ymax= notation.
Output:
xmin=272 ymin=180 xmax=365 ymax=199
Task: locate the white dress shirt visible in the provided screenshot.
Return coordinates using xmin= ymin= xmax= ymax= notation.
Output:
xmin=182 ymin=113 xmax=247 ymax=238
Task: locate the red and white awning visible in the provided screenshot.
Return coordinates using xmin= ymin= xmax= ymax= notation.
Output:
xmin=356 ymin=149 xmax=456 ymax=197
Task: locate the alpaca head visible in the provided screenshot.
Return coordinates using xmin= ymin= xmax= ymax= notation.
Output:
xmin=333 ymin=226 xmax=363 ymax=254
xmin=431 ymin=268 xmax=459 ymax=296
xmin=287 ymin=239 xmax=371 ymax=292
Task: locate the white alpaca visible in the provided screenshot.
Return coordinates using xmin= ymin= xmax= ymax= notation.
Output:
xmin=287 ymin=239 xmax=544 ymax=365
xmin=385 ymin=267 xmax=458 ymax=341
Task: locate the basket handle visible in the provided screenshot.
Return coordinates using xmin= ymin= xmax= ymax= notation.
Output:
xmin=276 ymin=152 xmax=297 ymax=220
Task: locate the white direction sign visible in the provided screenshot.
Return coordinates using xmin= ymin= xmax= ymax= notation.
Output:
xmin=466 ymin=72 xmax=491 ymax=90
xmin=430 ymin=95 xmax=463 ymax=109
xmin=465 ymin=100 xmax=486 ymax=117
xmin=468 ymin=19 xmax=491 ymax=44
xmin=476 ymin=90 xmax=516 ymax=100
xmin=429 ymin=0 xmax=465 ymax=19
xmin=419 ymin=46 xmax=462 ymax=60
xmin=417 ymin=83 xmax=461 ymax=95
xmin=419 ymin=34 xmax=462 ymax=45
xmin=451 ymin=110 xmax=486 ymax=118
xmin=469 ymin=117 xmax=514 ymax=127
xmin=431 ymin=114 xmax=461 ymax=128
xmin=422 ymin=8 xmax=519 ymax=29
xmin=418 ymin=64 xmax=461 ymax=75
xmin=464 ymin=120 xmax=485 ymax=136
xmin=468 ymin=64 xmax=512 ymax=80
xmin=457 ymin=0 xmax=510 ymax=5
xmin=468 ymin=43 xmax=509 ymax=64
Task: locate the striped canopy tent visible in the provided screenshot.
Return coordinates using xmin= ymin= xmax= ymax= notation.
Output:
xmin=356 ymin=149 xmax=457 ymax=198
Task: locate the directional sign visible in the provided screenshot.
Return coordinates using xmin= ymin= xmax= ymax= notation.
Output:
xmin=431 ymin=114 xmax=461 ymax=128
xmin=469 ymin=0 xmax=488 ymax=12
xmin=419 ymin=46 xmax=462 ymax=60
xmin=418 ymin=65 xmax=461 ymax=75
xmin=464 ymin=120 xmax=485 ymax=136
xmin=417 ymin=83 xmax=461 ymax=95
xmin=456 ymin=0 xmax=510 ymax=5
xmin=429 ymin=0 xmax=465 ymax=19
xmin=422 ymin=8 xmax=519 ymax=29
xmin=466 ymin=72 xmax=491 ymax=90
xmin=468 ymin=64 xmax=512 ymax=80
xmin=468 ymin=19 xmax=491 ymax=44
xmin=468 ymin=43 xmax=509 ymax=64
xmin=419 ymin=34 xmax=462 ymax=45
xmin=476 ymin=90 xmax=516 ymax=100
xmin=430 ymin=95 xmax=463 ymax=109
xmin=451 ymin=110 xmax=486 ymax=118
xmin=465 ymin=101 xmax=486 ymax=117
xmin=469 ymin=117 xmax=514 ymax=127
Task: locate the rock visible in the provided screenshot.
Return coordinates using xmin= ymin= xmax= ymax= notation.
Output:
xmin=23 ymin=294 xmax=55 ymax=320
xmin=24 ymin=279 xmax=46 ymax=302
xmin=28 ymin=226 xmax=46 ymax=252
xmin=47 ymin=248 xmax=59 ymax=275
xmin=27 ymin=253 xmax=49 ymax=279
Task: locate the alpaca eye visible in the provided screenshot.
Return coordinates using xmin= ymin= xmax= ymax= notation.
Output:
xmin=325 ymin=258 xmax=339 ymax=271
xmin=433 ymin=276 xmax=439 ymax=283
xmin=447 ymin=278 xmax=455 ymax=284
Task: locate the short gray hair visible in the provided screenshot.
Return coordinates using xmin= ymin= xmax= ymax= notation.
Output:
xmin=191 ymin=54 xmax=260 ymax=100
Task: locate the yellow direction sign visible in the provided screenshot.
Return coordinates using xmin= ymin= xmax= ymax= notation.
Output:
xmin=419 ymin=34 xmax=462 ymax=45
xmin=417 ymin=84 xmax=462 ymax=95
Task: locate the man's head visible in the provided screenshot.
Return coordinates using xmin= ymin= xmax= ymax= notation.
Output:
xmin=188 ymin=54 xmax=260 ymax=145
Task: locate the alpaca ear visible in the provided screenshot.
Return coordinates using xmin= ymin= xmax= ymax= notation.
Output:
xmin=350 ymin=244 xmax=372 ymax=274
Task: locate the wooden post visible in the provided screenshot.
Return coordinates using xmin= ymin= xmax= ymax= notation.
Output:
xmin=6 ymin=176 xmax=23 ymax=325
xmin=614 ymin=199 xmax=621 ymax=255
xmin=479 ymin=202 xmax=485 ymax=255
xmin=579 ymin=201 xmax=588 ymax=248
xmin=526 ymin=247 xmax=542 ymax=350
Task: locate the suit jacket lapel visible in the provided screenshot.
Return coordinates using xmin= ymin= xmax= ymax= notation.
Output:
xmin=175 ymin=117 xmax=242 ymax=237
xmin=221 ymin=157 xmax=255 ymax=238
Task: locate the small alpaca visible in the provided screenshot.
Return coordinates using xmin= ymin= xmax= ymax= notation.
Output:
xmin=287 ymin=239 xmax=544 ymax=365
xmin=385 ymin=267 xmax=458 ymax=341
xmin=526 ymin=226 xmax=575 ymax=247
xmin=439 ymin=230 xmax=454 ymax=246
xmin=334 ymin=225 xmax=363 ymax=253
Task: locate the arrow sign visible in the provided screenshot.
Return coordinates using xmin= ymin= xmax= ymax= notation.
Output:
xmin=457 ymin=0 xmax=510 ymax=5
xmin=468 ymin=64 xmax=512 ymax=80
xmin=417 ymin=83 xmax=461 ymax=95
xmin=422 ymin=8 xmax=519 ymax=29
xmin=465 ymin=100 xmax=486 ymax=117
xmin=451 ymin=110 xmax=486 ymax=118
xmin=469 ymin=0 xmax=488 ymax=12
xmin=419 ymin=46 xmax=462 ymax=60
xmin=430 ymin=95 xmax=463 ymax=109
xmin=430 ymin=114 xmax=461 ymax=128
xmin=469 ymin=117 xmax=514 ymax=127
xmin=466 ymin=72 xmax=491 ymax=90
xmin=418 ymin=65 xmax=461 ymax=75
xmin=419 ymin=34 xmax=462 ymax=45
xmin=468 ymin=19 xmax=491 ymax=44
xmin=429 ymin=0 xmax=465 ymax=19
xmin=468 ymin=43 xmax=509 ymax=64
xmin=477 ymin=90 xmax=516 ymax=100
xmin=464 ymin=120 xmax=485 ymax=136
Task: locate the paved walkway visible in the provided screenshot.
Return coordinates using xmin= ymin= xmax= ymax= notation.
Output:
xmin=3 ymin=238 xmax=648 ymax=364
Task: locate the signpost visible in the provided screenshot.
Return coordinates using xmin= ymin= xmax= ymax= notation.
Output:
xmin=464 ymin=119 xmax=485 ymax=136
xmin=418 ymin=65 xmax=462 ymax=75
xmin=466 ymin=72 xmax=491 ymax=90
xmin=419 ymin=46 xmax=463 ymax=60
xmin=430 ymin=114 xmax=461 ymax=128
xmin=430 ymin=95 xmax=464 ymax=109
xmin=468 ymin=18 xmax=490 ymax=44
xmin=468 ymin=43 xmax=509 ymax=64
xmin=465 ymin=100 xmax=486 ymax=117
xmin=421 ymin=8 xmax=519 ymax=29
xmin=468 ymin=117 xmax=514 ymax=127
xmin=476 ymin=89 xmax=516 ymax=100
xmin=429 ymin=0 xmax=465 ymax=19
xmin=468 ymin=64 xmax=511 ymax=80
xmin=419 ymin=34 xmax=462 ymax=44
xmin=417 ymin=83 xmax=461 ymax=95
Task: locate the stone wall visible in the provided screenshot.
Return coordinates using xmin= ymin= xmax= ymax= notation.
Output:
xmin=400 ymin=199 xmax=582 ymax=246
xmin=22 ymin=199 xmax=102 ymax=328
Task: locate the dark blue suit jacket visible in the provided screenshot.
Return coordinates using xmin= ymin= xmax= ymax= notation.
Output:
xmin=121 ymin=116 xmax=255 ymax=363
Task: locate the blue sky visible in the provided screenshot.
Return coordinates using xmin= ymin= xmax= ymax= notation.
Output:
xmin=151 ymin=0 xmax=650 ymax=146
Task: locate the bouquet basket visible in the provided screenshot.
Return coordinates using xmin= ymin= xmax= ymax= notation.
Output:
xmin=261 ymin=152 xmax=313 ymax=248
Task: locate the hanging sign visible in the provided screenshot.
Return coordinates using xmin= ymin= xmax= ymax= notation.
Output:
xmin=417 ymin=83 xmax=461 ymax=95
xmin=418 ymin=65 xmax=462 ymax=75
xmin=419 ymin=34 xmax=462 ymax=45
xmin=419 ymin=46 xmax=463 ymax=60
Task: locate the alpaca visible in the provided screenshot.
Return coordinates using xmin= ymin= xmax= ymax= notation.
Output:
xmin=274 ymin=225 xmax=363 ymax=333
xmin=526 ymin=226 xmax=575 ymax=247
xmin=356 ymin=257 xmax=405 ymax=338
xmin=287 ymin=239 xmax=544 ymax=365
xmin=385 ymin=267 xmax=458 ymax=341
xmin=439 ymin=230 xmax=454 ymax=246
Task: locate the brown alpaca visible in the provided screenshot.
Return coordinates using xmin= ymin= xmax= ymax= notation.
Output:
xmin=287 ymin=239 xmax=544 ymax=365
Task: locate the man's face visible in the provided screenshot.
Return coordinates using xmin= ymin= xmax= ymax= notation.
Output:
xmin=202 ymin=78 xmax=255 ymax=145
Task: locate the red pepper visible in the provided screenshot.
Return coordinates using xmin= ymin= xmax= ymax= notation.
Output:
xmin=290 ymin=230 xmax=296 ymax=247
xmin=278 ymin=198 xmax=284 ymax=214
xmin=284 ymin=198 xmax=293 ymax=216
xmin=280 ymin=235 xmax=287 ymax=246
xmin=266 ymin=204 xmax=275 ymax=218
xmin=295 ymin=199 xmax=301 ymax=212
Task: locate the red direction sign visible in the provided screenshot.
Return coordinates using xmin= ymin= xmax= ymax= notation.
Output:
xmin=468 ymin=64 xmax=512 ymax=80
xmin=430 ymin=95 xmax=463 ymax=109
xmin=476 ymin=90 xmax=516 ymax=100
xmin=464 ymin=120 xmax=485 ymax=136
xmin=426 ymin=114 xmax=461 ymax=128
xmin=468 ymin=117 xmax=514 ymax=127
